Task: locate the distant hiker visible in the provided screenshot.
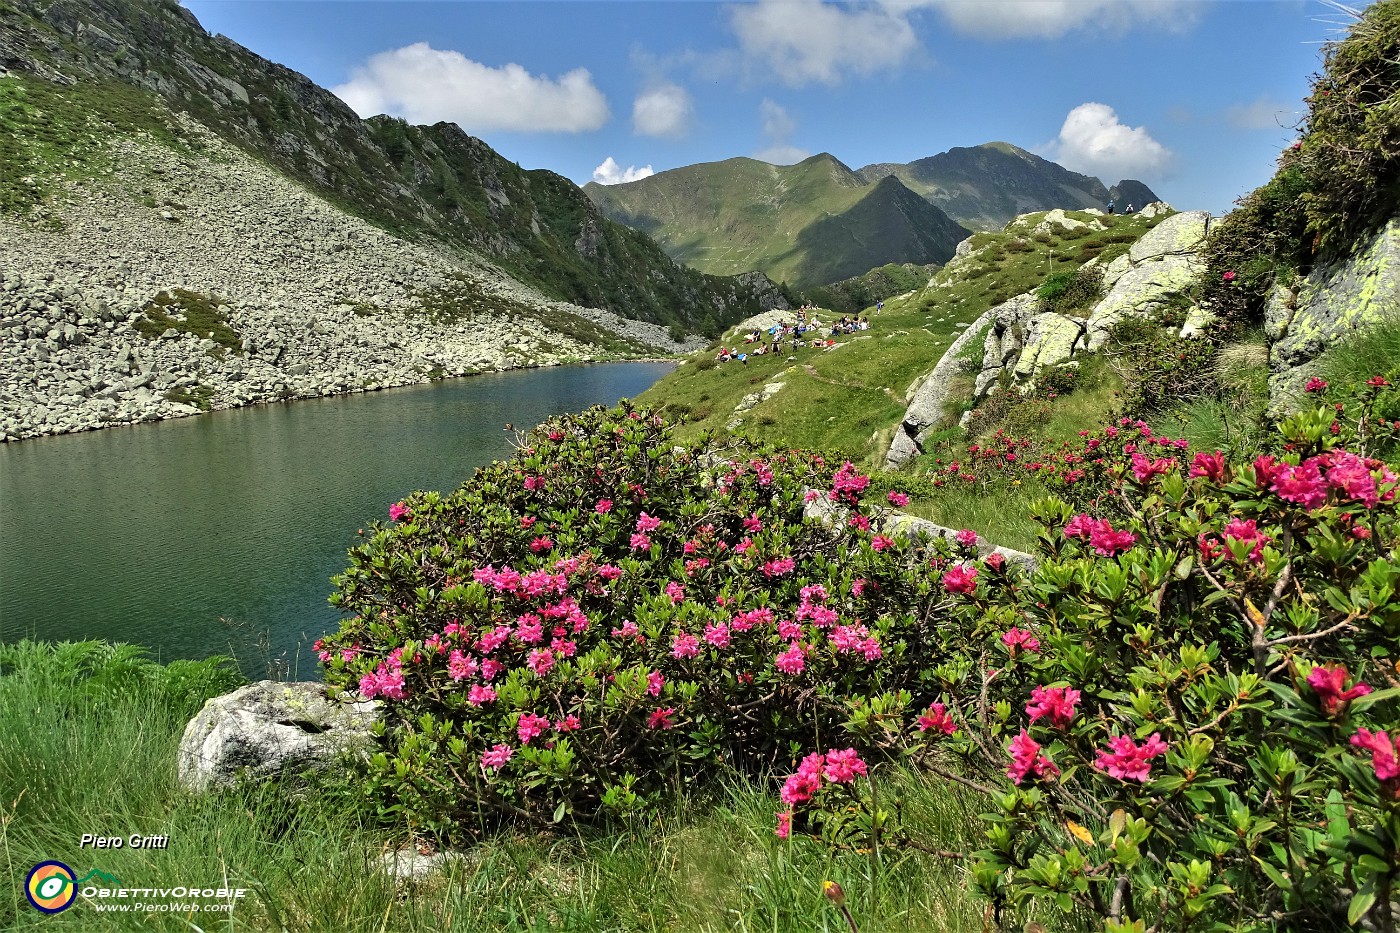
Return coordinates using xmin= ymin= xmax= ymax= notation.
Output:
xmin=876 ymin=301 xmax=884 ymax=314
xmin=1126 ymin=203 xmax=1135 ymax=214
xmin=1107 ymin=199 xmax=1115 ymax=214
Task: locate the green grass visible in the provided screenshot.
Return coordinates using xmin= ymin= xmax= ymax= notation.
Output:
xmin=134 ymin=288 xmax=243 ymax=352
xmin=0 ymin=72 xmax=185 ymax=217
xmin=0 ymin=640 xmax=992 ymax=932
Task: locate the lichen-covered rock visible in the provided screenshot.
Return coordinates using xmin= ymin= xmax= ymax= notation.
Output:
xmin=1101 ymin=252 xmax=1133 ymax=289
xmin=1086 ymin=254 xmax=1204 ymax=349
xmin=1014 ymin=313 xmax=1085 ymax=379
xmin=1138 ymin=201 xmax=1173 ymax=219
xmin=1267 ymin=217 xmax=1400 ymax=414
xmin=1180 ymin=304 xmax=1218 ymax=339
xmin=1033 ymin=209 xmax=1098 ymax=236
xmin=177 ymin=680 xmax=380 ymax=792
xmin=1128 ymin=210 xmax=1210 ymax=264
xmin=885 ymin=301 xmax=1004 ymax=467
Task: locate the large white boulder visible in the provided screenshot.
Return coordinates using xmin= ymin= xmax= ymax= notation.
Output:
xmin=178 ymin=680 xmax=381 ymax=792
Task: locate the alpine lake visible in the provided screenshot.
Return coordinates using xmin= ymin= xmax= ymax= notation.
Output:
xmin=0 ymin=362 xmax=674 ymax=676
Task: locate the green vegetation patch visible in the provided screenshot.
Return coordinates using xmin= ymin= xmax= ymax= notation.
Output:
xmin=0 ymin=72 xmax=183 ymax=216
xmin=134 ymin=288 xmax=242 ymax=352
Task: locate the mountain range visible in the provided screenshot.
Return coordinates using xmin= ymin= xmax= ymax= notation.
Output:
xmin=585 ymin=143 xmax=1158 ymax=288
xmin=1 ymin=0 xmax=786 ymax=334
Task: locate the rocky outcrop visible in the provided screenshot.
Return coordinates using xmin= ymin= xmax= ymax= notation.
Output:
xmin=885 ymin=304 xmax=997 ymax=467
xmin=1014 ymin=313 xmax=1086 ymax=380
xmin=1085 ymin=210 xmax=1210 ymax=349
xmin=1266 ymin=217 xmax=1400 ymax=412
xmin=0 ymin=120 xmax=695 ymax=442
xmin=178 ymin=681 xmax=381 ymax=792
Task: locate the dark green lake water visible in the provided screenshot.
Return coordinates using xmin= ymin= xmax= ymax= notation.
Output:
xmin=0 ymin=362 xmax=672 ymax=675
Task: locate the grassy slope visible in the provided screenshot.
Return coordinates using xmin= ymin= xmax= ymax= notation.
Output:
xmin=584 ymin=154 xmax=968 ymax=287
xmin=0 ymin=641 xmax=988 ymax=932
xmin=641 ymin=210 xmax=1164 ymax=470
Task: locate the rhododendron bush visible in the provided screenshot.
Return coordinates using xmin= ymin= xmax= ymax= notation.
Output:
xmin=321 ymin=402 xmax=967 ymax=838
xmin=785 ymin=385 xmax=1400 ymax=932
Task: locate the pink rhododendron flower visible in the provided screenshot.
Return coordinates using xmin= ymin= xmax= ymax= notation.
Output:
xmin=526 ymin=648 xmax=556 ymax=677
xmin=852 ymin=578 xmax=867 ymax=597
xmin=595 ymin=499 xmax=613 ymax=513
xmin=467 ymin=684 xmax=497 ymax=706
xmin=1351 ymin=729 xmax=1400 ymax=784
xmin=848 ymin=514 xmax=871 ymax=531
xmin=389 ymin=501 xmax=410 ymax=521
xmin=830 ymin=624 xmax=870 ymax=653
xmin=731 ymin=607 xmax=772 ymax=631
xmin=1094 ymin=733 xmax=1168 ymax=781
xmin=775 ymin=642 xmax=807 ymax=675
xmin=555 ymin=715 xmax=581 ymax=732
xmin=479 ymin=659 xmax=504 ymax=681
xmin=664 ymin=581 xmax=685 ymax=603
xmin=515 ymin=615 xmax=544 ymax=645
xmin=775 ymin=810 xmax=792 ymax=838
xmin=1222 ymin=270 xmax=1236 ymax=282
xmin=743 ymin=514 xmax=763 ymax=533
xmin=447 ymin=650 xmax=477 ymax=682
xmin=822 ymin=748 xmax=869 ymax=783
xmin=636 ymin=512 xmax=661 ymax=533
xmin=1007 ymin=730 xmax=1059 ymax=784
xmin=1223 ymin=518 xmax=1270 ymax=562
xmin=942 ymin=564 xmax=978 ymax=595
xmin=1026 ymin=686 xmax=1080 ymax=729
xmin=955 ymin=528 xmax=978 ymax=548
xmin=596 ymin=564 xmax=623 ymax=582
xmin=777 ymin=619 xmax=803 ymax=640
xmin=529 ymin=536 xmax=553 ymax=553
xmin=830 ymin=462 xmax=870 ymax=505
xmin=517 ymin=712 xmax=551 ymax=745
xmin=671 ymin=633 xmax=700 ymax=659
xmin=1271 ymin=458 xmax=1329 ymax=510
xmin=1307 ymin=665 xmax=1372 ymax=715
xmin=481 ymin=744 xmax=513 ymax=771
xmin=762 ymin=557 xmax=796 ymax=577
xmin=917 ymin=702 xmax=957 ymax=735
xmin=871 ymin=534 xmax=895 ymax=552
xmin=648 ymin=707 xmax=677 ymax=730
xmin=1305 ymin=377 xmax=1328 ymax=394
xmin=1131 ymin=452 xmax=1175 ymax=483
xmin=612 ymin=620 xmax=640 ymax=640
xmin=519 ymin=516 xmax=536 ymax=528
xmin=888 ymin=490 xmax=910 ymax=507
xmin=1063 ymin=514 xmax=1097 ymax=539
xmin=630 ymin=532 xmax=652 ymax=551
xmin=1002 ymin=628 xmax=1041 ymax=653
xmin=647 ymin=670 xmax=664 ymax=697
xmin=985 ymin=552 xmax=1006 ymax=571
xmin=704 ymin=622 xmax=731 ymax=649
xmin=1089 ymin=520 xmax=1137 ymax=556
xmin=781 ymin=753 xmax=826 ymax=805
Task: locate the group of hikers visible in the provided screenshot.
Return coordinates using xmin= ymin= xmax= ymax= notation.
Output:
xmin=1106 ymin=200 xmax=1137 ymax=215
xmin=714 ymin=305 xmax=872 ymax=365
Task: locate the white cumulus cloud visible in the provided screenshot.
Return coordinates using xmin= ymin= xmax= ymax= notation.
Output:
xmin=332 ymin=43 xmax=609 ymax=133
xmin=592 ymin=157 xmax=655 ymax=185
xmin=633 ymin=83 xmax=694 ymax=138
xmin=908 ymin=0 xmax=1200 ymax=40
xmin=730 ymin=0 xmax=918 ymax=87
xmin=754 ymin=99 xmax=810 ymax=165
xmin=1047 ymin=102 xmax=1171 ymax=181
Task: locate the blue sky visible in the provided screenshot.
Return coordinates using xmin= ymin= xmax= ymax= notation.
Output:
xmin=182 ymin=1 xmax=1363 ymax=215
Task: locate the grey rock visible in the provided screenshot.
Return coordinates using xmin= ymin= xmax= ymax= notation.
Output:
xmin=1268 ymin=217 xmax=1400 ymax=414
xmin=1128 ymin=210 xmax=1209 ymax=264
xmin=1086 ymin=255 xmax=1203 ymax=350
xmin=177 ymin=680 xmax=381 ymax=792
xmin=1013 ymin=313 xmax=1085 ymax=380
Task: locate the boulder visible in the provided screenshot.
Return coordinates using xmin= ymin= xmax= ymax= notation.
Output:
xmin=1128 ymin=210 xmax=1210 ymax=264
xmin=177 ymin=680 xmax=381 ymax=792
xmin=1013 ymin=313 xmax=1085 ymax=380
xmin=1267 ymin=217 xmax=1400 ymax=413
xmin=1086 ymin=254 xmax=1203 ymax=350
xmin=1138 ymin=201 xmax=1174 ymax=219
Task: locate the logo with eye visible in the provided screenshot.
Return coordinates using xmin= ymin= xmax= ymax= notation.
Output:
xmin=26 ymin=861 xmax=78 ymax=913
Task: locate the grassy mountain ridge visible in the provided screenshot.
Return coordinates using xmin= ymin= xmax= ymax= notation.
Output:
xmin=584 ymin=153 xmax=969 ymax=288
xmin=0 ymin=0 xmax=786 ymax=333
xmin=856 ymin=142 xmax=1161 ymax=231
